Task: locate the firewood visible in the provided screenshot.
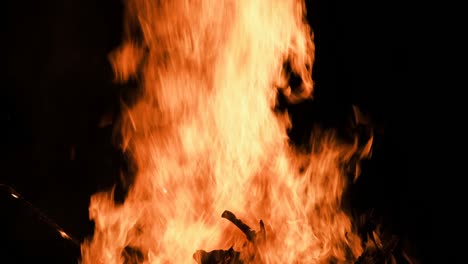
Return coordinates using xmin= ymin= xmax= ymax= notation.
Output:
xmin=193 ymin=247 xmax=242 ymax=264
xmin=194 ymin=211 xmax=267 ymax=264
xmin=221 ymin=210 xmax=257 ymax=242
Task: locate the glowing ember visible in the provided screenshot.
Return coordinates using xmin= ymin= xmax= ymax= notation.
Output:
xmin=80 ymin=0 xmax=372 ymax=263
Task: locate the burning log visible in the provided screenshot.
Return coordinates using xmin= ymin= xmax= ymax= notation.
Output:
xmin=221 ymin=210 xmax=265 ymax=243
xmin=193 ymin=247 xmax=242 ymax=264
xmin=195 ymin=210 xmax=414 ymax=264
xmin=194 ymin=211 xmax=266 ymax=264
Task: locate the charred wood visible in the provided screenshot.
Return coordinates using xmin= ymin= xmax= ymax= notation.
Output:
xmin=193 ymin=247 xmax=242 ymax=264
xmin=194 ymin=210 xmax=266 ymax=264
xmin=221 ymin=210 xmax=265 ymax=243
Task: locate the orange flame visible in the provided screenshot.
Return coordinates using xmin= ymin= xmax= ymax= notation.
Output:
xmin=80 ymin=0 xmax=372 ymax=263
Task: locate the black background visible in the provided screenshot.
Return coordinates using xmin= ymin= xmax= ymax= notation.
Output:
xmin=2 ymin=0 xmax=430 ymax=263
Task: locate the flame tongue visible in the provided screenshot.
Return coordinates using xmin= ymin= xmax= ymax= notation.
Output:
xmin=80 ymin=0 xmax=370 ymax=263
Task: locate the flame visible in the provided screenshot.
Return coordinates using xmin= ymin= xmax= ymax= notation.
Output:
xmin=81 ymin=0 xmax=372 ymax=263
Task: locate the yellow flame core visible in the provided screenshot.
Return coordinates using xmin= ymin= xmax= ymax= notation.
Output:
xmin=81 ymin=0 xmax=370 ymax=263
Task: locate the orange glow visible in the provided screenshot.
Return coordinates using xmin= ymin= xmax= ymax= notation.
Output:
xmin=59 ymin=230 xmax=71 ymax=240
xmin=80 ymin=0 xmax=373 ymax=263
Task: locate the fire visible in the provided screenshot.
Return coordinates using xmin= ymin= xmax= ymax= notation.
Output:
xmin=80 ymin=0 xmax=372 ymax=263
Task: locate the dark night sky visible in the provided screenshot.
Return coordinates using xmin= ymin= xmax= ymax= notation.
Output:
xmin=2 ymin=0 xmax=430 ymax=263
